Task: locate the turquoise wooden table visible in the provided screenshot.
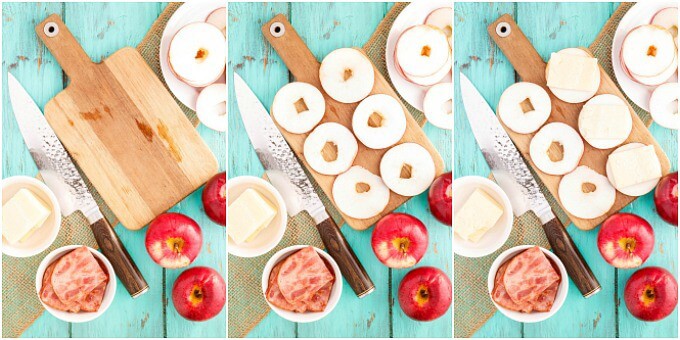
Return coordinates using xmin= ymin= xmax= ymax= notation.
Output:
xmin=2 ymin=3 xmax=226 ymax=337
xmin=228 ymin=2 xmax=452 ymax=337
xmin=454 ymin=2 xmax=678 ymax=338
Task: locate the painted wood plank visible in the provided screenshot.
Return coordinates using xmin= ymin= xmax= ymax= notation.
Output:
xmin=2 ymin=2 xmax=69 ymax=338
xmin=227 ymin=2 xmax=297 ymax=338
xmin=453 ymin=2 xmax=521 ymax=337
xmin=61 ymin=3 xmax=166 ymax=337
xmin=288 ymin=3 xmax=392 ymax=337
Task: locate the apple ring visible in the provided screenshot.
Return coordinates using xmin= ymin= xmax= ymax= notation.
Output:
xmin=395 ymin=25 xmax=450 ymax=78
xmin=168 ymin=22 xmax=226 ymax=87
xmin=530 ymin=123 xmax=584 ymax=175
xmin=558 ymin=165 xmax=616 ymax=219
xmin=332 ymin=166 xmax=390 ymax=219
xmin=380 ymin=143 xmax=436 ymax=197
xmin=352 ymin=94 xmax=407 ymax=149
xmin=498 ymin=82 xmax=551 ymax=134
xmin=649 ymin=82 xmax=679 ymax=130
xmin=423 ymin=83 xmax=453 ymax=130
xmin=271 ymin=82 xmax=326 ymax=134
xmin=578 ymin=94 xmax=632 ymax=149
xmin=319 ymin=48 xmax=375 ymax=103
xmin=303 ymin=123 xmax=358 ymax=175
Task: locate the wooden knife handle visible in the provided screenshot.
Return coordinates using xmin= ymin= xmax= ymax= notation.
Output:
xmin=542 ymin=217 xmax=601 ymax=298
xmin=90 ymin=218 xmax=149 ymax=298
xmin=317 ymin=217 xmax=375 ymax=298
xmin=36 ymin=14 xmax=93 ymax=81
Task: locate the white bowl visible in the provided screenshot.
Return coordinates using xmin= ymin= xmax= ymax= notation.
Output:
xmin=261 ymin=245 xmax=342 ymax=323
xmin=452 ymin=176 xmax=513 ymax=257
xmin=612 ymin=1 xmax=678 ymax=111
xmin=487 ymin=245 xmax=569 ymax=323
xmin=35 ymin=245 xmax=116 ymax=323
xmin=227 ymin=176 xmax=287 ymax=257
xmin=2 ymin=176 xmax=61 ymax=257
xmin=159 ymin=0 xmax=226 ymax=110
xmin=385 ymin=0 xmax=452 ymax=111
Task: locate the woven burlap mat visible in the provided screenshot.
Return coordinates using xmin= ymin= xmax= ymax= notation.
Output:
xmin=2 ymin=3 xmax=195 ymax=337
xmin=227 ymin=3 xmax=426 ymax=338
xmin=454 ymin=3 xmax=653 ymax=338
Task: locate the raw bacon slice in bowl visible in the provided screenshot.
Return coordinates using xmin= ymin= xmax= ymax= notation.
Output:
xmin=261 ymin=245 xmax=342 ymax=323
xmin=35 ymin=245 xmax=116 ymax=323
xmin=487 ymin=245 xmax=568 ymax=323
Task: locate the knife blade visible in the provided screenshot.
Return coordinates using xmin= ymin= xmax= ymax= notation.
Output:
xmin=459 ymin=73 xmax=600 ymax=298
xmin=8 ymin=72 xmax=148 ymax=298
xmin=233 ymin=73 xmax=374 ymax=298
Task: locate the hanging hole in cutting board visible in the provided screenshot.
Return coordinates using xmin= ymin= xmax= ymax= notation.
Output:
xmin=44 ymin=22 xmax=59 ymax=37
xmin=270 ymin=22 xmax=285 ymax=38
xmin=496 ymin=22 xmax=511 ymax=38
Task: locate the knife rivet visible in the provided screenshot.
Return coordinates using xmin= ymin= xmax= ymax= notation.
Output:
xmin=44 ymin=22 xmax=59 ymax=37
xmin=270 ymin=22 xmax=285 ymax=38
xmin=496 ymin=22 xmax=511 ymax=38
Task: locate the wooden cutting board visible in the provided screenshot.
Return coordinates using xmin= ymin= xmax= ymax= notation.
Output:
xmin=488 ymin=14 xmax=671 ymax=231
xmin=262 ymin=14 xmax=446 ymax=231
xmin=37 ymin=14 xmax=218 ymax=230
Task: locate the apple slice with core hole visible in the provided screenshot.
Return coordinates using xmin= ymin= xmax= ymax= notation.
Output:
xmin=651 ymin=7 xmax=678 ymax=46
xmin=423 ymin=82 xmax=453 ymax=130
xmin=395 ymin=25 xmax=450 ymax=78
xmin=558 ymin=165 xmax=616 ymax=219
xmin=649 ymin=82 xmax=679 ymax=130
xmin=196 ymin=83 xmax=226 ymax=132
xmin=205 ymin=7 xmax=226 ymax=36
xmin=168 ymin=23 xmax=225 ymax=88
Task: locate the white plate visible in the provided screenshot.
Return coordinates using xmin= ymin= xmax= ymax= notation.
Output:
xmin=487 ymin=245 xmax=569 ymax=323
xmin=261 ymin=245 xmax=342 ymax=323
xmin=2 ymin=176 xmax=61 ymax=258
xmin=159 ymin=0 xmax=226 ymax=110
xmin=386 ymin=1 xmax=452 ymax=111
xmin=227 ymin=176 xmax=287 ymax=258
xmin=612 ymin=2 xmax=678 ymax=111
xmin=36 ymin=245 xmax=116 ymax=323
xmin=452 ymin=176 xmax=514 ymax=258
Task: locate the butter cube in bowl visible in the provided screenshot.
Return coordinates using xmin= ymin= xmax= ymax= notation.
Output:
xmin=453 ymin=176 xmax=513 ymax=258
xmin=227 ymin=176 xmax=287 ymax=257
xmin=2 ymin=176 xmax=61 ymax=257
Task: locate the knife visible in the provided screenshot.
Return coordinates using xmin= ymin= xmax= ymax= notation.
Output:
xmin=233 ymin=73 xmax=375 ymax=298
xmin=8 ymin=73 xmax=148 ymax=298
xmin=459 ymin=73 xmax=601 ymax=298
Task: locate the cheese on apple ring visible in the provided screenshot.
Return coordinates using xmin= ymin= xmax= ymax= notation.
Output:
xmin=605 ymin=143 xmax=662 ymax=197
xmin=352 ymin=94 xmax=407 ymax=149
xmin=649 ymin=82 xmax=679 ymax=130
xmin=380 ymin=143 xmax=436 ymax=196
xmin=558 ymin=165 xmax=616 ymax=219
xmin=530 ymin=123 xmax=584 ymax=175
xmin=319 ymin=48 xmax=375 ymax=103
xmin=498 ymin=82 xmax=551 ymax=134
xmin=395 ymin=25 xmax=450 ymax=78
xmin=332 ymin=166 xmax=390 ymax=219
xmin=271 ymin=82 xmax=326 ymax=134
xmin=578 ymin=94 xmax=632 ymax=149
xmin=423 ymin=83 xmax=453 ymax=130
xmin=546 ymin=48 xmax=600 ymax=104
xmin=303 ymin=123 xmax=358 ymax=175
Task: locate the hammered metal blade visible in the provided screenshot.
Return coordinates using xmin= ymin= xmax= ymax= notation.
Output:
xmin=8 ymin=73 xmax=98 ymax=217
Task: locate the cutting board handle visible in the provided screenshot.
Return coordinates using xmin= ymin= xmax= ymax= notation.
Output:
xmin=487 ymin=14 xmax=548 ymax=84
xmin=36 ymin=14 xmax=93 ymax=80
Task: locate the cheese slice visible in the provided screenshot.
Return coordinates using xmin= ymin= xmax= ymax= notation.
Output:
xmin=227 ymin=188 xmax=277 ymax=244
xmin=608 ymin=145 xmax=662 ymax=189
xmin=454 ymin=188 xmax=504 ymax=243
xmin=547 ymin=53 xmax=599 ymax=92
xmin=580 ymin=104 xmax=631 ymax=139
xmin=2 ymin=188 xmax=51 ymax=244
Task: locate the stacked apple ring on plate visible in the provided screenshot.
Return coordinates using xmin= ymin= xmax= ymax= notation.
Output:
xmin=270 ymin=47 xmax=437 ymax=220
xmin=498 ymin=47 xmax=664 ymax=220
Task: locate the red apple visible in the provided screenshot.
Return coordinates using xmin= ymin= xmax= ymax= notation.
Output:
xmin=172 ymin=266 xmax=226 ymax=321
xmin=428 ymin=172 xmax=452 ymax=226
xmin=655 ymin=172 xmax=678 ymax=226
xmin=597 ymin=213 xmax=654 ymax=269
xmin=371 ymin=213 xmax=428 ymax=268
xmin=145 ymin=213 xmax=202 ymax=269
xmin=202 ymin=172 xmax=226 ymax=226
xmin=398 ymin=266 xmax=451 ymax=321
xmin=624 ymin=266 xmax=678 ymax=322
